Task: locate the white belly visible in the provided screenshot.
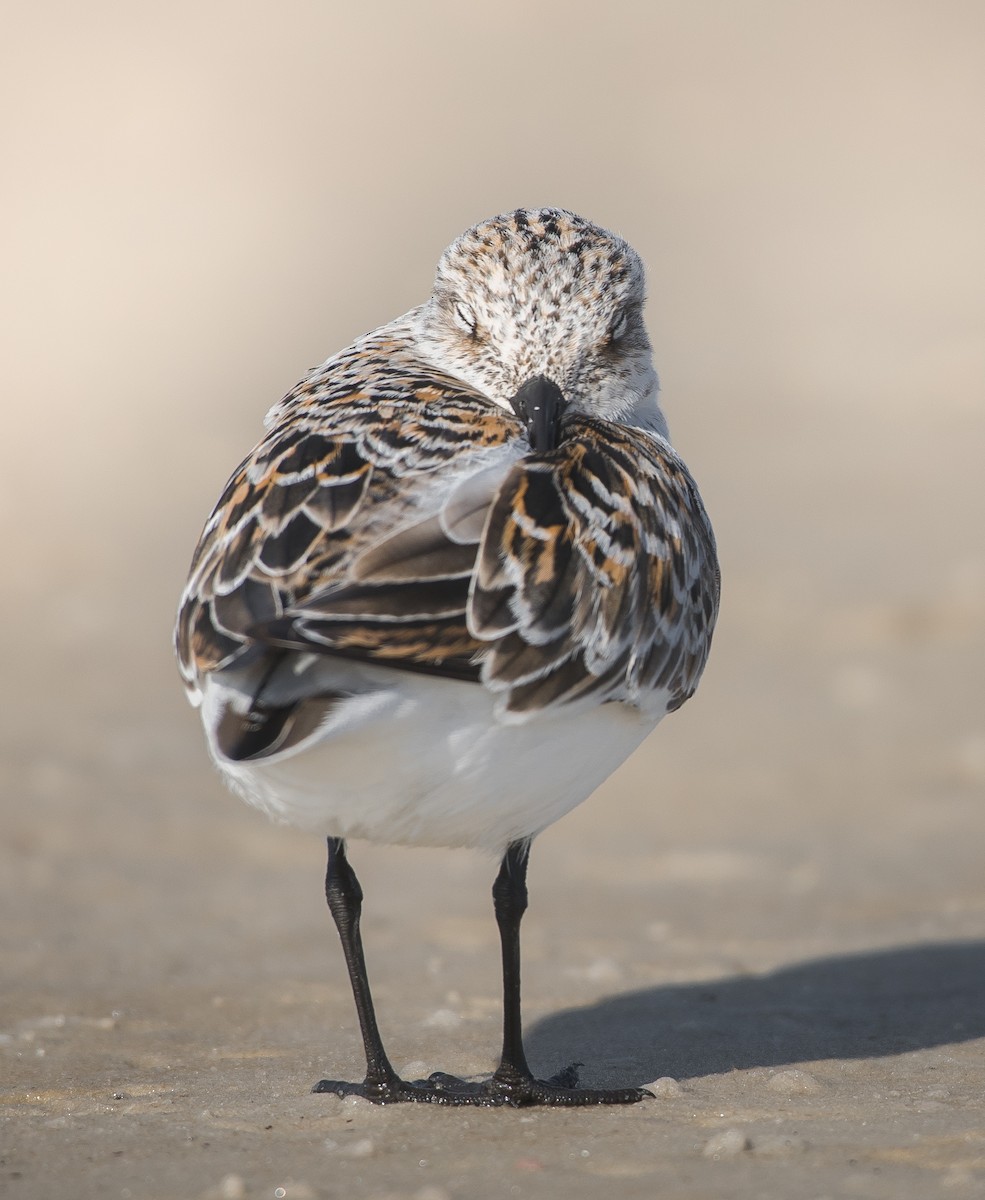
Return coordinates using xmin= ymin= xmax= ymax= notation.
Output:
xmin=201 ymin=665 xmax=662 ymax=853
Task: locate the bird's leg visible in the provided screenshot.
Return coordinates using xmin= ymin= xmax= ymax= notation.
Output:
xmin=490 ymin=839 xmax=534 ymax=1086
xmin=313 ymin=838 xmax=486 ymax=1104
xmin=311 ymin=836 xmax=650 ymax=1106
xmin=312 ymin=838 xmax=411 ymax=1101
xmin=481 ymin=839 xmax=652 ymax=1107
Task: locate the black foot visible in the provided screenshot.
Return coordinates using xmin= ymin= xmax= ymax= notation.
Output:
xmin=483 ymin=1062 xmax=653 ymax=1107
xmin=312 ymin=1064 xmax=653 ymax=1107
xmin=312 ymin=1075 xmax=458 ymax=1104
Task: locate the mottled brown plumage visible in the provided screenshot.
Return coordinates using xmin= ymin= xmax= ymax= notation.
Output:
xmin=177 ymin=315 xmax=717 ymax=722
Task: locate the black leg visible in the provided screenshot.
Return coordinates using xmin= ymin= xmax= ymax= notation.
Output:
xmin=312 ymin=838 xmax=409 ymax=1099
xmin=482 ymin=839 xmax=653 ymax=1107
xmin=313 ymin=839 xmax=488 ymax=1104
xmin=312 ymin=836 xmax=651 ymax=1106
xmin=491 ymin=839 xmax=533 ymax=1084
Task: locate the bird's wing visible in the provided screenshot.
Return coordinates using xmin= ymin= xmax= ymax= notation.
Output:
xmin=175 ymin=327 xmax=523 ymax=698
xmin=470 ymin=415 xmax=720 ymax=717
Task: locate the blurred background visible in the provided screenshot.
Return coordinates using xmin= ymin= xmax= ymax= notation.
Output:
xmin=2 ymin=1 xmax=984 ymax=1192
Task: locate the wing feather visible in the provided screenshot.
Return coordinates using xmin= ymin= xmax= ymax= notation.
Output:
xmin=175 ymin=324 xmax=522 ymax=694
xmin=471 ymin=416 xmax=719 ymax=715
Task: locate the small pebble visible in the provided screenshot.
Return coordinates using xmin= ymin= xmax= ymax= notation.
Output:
xmin=583 ymin=958 xmax=623 ymax=983
xmin=702 ymin=1129 xmax=750 ymax=1158
xmin=219 ymin=1175 xmax=245 ymax=1200
xmin=423 ymin=1008 xmax=461 ymax=1030
xmin=347 ymin=1137 xmax=374 ymax=1158
xmin=767 ymin=1069 xmax=821 ymax=1095
xmin=646 ymin=1076 xmax=683 ymax=1097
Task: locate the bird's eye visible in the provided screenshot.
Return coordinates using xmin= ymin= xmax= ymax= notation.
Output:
xmin=453 ymin=303 xmax=479 ymax=338
xmin=608 ymin=310 xmax=630 ymax=344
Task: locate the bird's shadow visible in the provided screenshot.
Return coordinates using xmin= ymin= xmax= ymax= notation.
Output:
xmin=523 ymin=940 xmax=985 ymax=1087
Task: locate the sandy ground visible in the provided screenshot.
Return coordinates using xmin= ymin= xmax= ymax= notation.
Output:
xmin=3 ymin=3 xmax=985 ymax=1198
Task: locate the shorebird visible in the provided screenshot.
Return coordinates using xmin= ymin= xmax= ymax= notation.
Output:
xmin=176 ymin=207 xmax=719 ymax=1105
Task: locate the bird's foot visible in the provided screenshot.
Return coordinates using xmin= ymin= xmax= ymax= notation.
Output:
xmin=312 ymin=1063 xmax=652 ymax=1107
xmin=312 ymin=1072 xmax=486 ymax=1105
xmin=480 ymin=1061 xmax=653 ymax=1107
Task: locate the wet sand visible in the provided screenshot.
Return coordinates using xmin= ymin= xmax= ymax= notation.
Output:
xmin=3 ymin=4 xmax=984 ymax=1197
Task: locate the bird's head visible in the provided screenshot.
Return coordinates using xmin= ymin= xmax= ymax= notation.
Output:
xmin=416 ymin=208 xmax=666 ymax=447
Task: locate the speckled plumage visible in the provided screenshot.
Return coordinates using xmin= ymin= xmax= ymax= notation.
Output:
xmin=176 ymin=208 xmax=719 ymax=851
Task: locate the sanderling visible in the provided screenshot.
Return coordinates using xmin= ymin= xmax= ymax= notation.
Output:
xmin=176 ymin=207 xmax=719 ymax=1106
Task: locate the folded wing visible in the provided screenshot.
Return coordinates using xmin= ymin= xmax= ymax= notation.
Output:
xmin=175 ymin=336 xmax=519 ymax=696
xmin=471 ymin=416 xmax=719 ymax=716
